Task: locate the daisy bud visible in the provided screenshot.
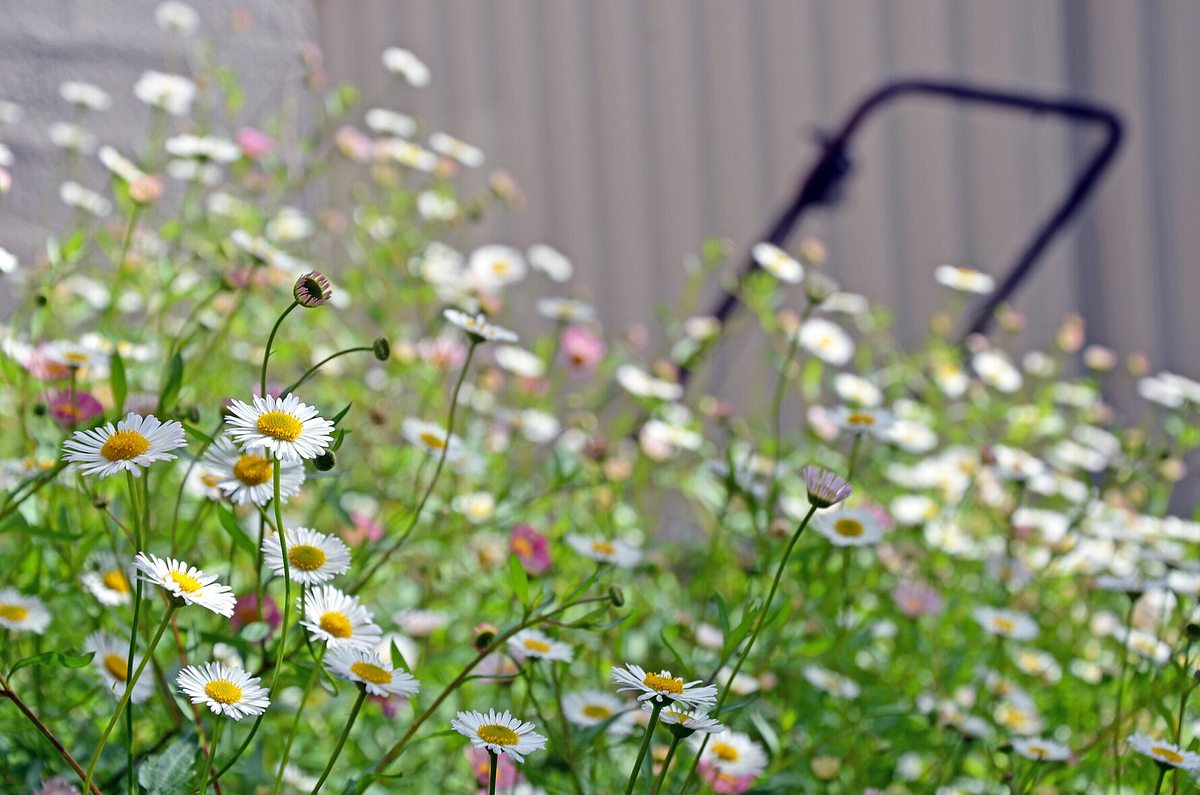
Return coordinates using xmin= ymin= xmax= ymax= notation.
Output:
xmin=91 ymin=493 xmax=110 ymax=509
xmin=128 ymin=174 xmax=164 ymax=205
xmin=804 ymin=272 xmax=838 ymax=306
xmin=372 ymin=337 xmax=390 ymax=361
xmin=608 ymin=586 xmax=625 ymax=607
xmin=472 ymin=623 xmax=498 ymax=651
xmin=313 ymin=450 xmax=336 ymax=471
xmin=802 ymin=466 xmax=852 ymax=509
xmin=293 ymin=270 xmax=333 ymax=308
xmin=1186 ymin=623 xmax=1200 ymax=640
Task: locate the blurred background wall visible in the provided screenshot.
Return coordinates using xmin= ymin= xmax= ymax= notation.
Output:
xmin=1 ymin=1 xmax=1197 ymax=397
xmin=315 ymin=0 xmax=1200 ymax=397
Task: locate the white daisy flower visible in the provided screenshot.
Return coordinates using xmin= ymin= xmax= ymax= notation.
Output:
xmin=527 ymin=244 xmax=573 ymax=282
xmin=199 ymin=434 xmax=305 ymax=506
xmin=417 ymin=190 xmax=459 ymax=222
xmin=81 ymin=552 xmax=135 ymax=606
xmin=364 ymin=108 xmax=417 ymax=137
xmin=565 ymin=534 xmax=642 ymax=568
xmin=83 ymin=632 xmax=153 ymax=703
xmin=690 ymin=730 xmax=768 ymax=776
xmin=134 ymin=70 xmax=196 ymax=116
xmin=751 ymin=242 xmax=804 ymax=283
xmin=451 ymin=492 xmax=496 ymax=523
xmin=972 ymin=607 xmax=1038 ymax=641
xmin=0 ymin=589 xmax=50 ymax=634
xmin=832 ymin=372 xmax=882 ymax=406
xmin=507 ymin=630 xmax=573 ymax=663
xmin=798 ymin=318 xmax=854 ymax=366
xmin=62 ymin=413 xmax=186 ymax=478
xmin=611 ymin=664 xmax=718 ymax=708
xmin=430 ymin=132 xmax=484 ymax=167
xmin=451 ymin=709 xmax=547 ymax=763
xmin=1011 ymin=737 xmax=1070 ymax=761
xmin=155 ymin=1 xmax=199 ymax=35
xmin=261 ymin=527 xmax=351 ymax=586
xmin=468 ymin=245 xmax=526 ymax=289
xmin=830 ymin=405 xmax=895 ymax=437
xmin=616 ymin=364 xmax=684 ymax=401
xmin=325 ymin=647 xmax=420 ymax=698
xmin=132 ymin=553 xmax=236 ymax=616
xmin=60 ymin=81 xmax=112 ymax=111
xmin=1127 ymin=733 xmax=1200 ymax=770
xmin=375 ymin=138 xmax=438 ymax=171
xmin=98 ymin=146 xmax=147 ymax=183
xmin=443 ymin=309 xmax=518 ymax=343
xmin=165 ymin=134 xmax=240 ymax=163
xmin=393 ymin=609 xmax=448 ymax=638
xmin=934 ymin=264 xmax=995 ymax=295
xmin=973 ymin=350 xmax=1023 ymax=393
xmin=224 ymin=393 xmax=334 ymax=462
xmin=814 ymin=507 xmax=886 ymax=547
xmin=402 ymin=418 xmax=465 ymax=456
xmin=561 ymin=691 xmax=634 ymax=736
xmin=803 ymin=665 xmax=860 ymax=699
xmin=494 ymin=346 xmax=545 ymax=379
xmin=176 ymin=662 xmax=270 ymax=720
xmin=535 ymin=297 xmax=596 ymax=323
xmin=381 ymin=47 xmax=431 ymax=86
xmin=652 ymin=703 xmax=725 ymax=735
xmin=300 ymin=585 xmax=382 ymax=650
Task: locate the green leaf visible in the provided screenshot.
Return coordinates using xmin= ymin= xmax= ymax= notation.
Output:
xmin=331 ymin=402 xmax=353 ymax=425
xmin=110 ymin=350 xmax=127 ymax=416
xmin=138 ymin=738 xmax=197 ymax=795
xmin=182 ymin=423 xmax=215 ymax=446
xmin=9 ymin=650 xmax=93 ymax=677
xmin=216 ymin=505 xmax=256 ymax=556
xmin=658 ymin=629 xmax=690 ymax=673
xmin=158 ymin=352 xmax=184 ymax=413
xmin=508 ymin=554 xmax=529 ymax=607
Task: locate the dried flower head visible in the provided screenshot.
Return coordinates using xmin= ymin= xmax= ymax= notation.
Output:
xmin=293 ymin=270 xmax=333 ymax=308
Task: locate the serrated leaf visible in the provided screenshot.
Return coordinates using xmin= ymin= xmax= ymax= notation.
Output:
xmin=9 ymin=650 xmax=93 ymax=677
xmin=138 ymin=738 xmax=196 ymax=795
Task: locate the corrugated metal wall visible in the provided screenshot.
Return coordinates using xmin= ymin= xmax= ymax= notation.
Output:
xmin=315 ymin=0 xmax=1200 ymax=398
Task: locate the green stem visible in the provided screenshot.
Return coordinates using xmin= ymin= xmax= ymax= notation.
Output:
xmin=260 ymin=300 xmax=299 ymax=398
xmin=309 ymin=687 xmax=368 ymax=794
xmin=487 ymin=750 xmax=498 ymax=795
xmin=648 ymin=733 xmax=681 ymax=795
xmin=353 ymin=340 xmax=478 ymax=593
xmin=846 ymin=433 xmax=864 ymax=483
xmin=625 ymin=701 xmax=663 ymax=795
xmin=283 ymin=346 xmax=374 ymax=397
xmin=195 ymin=718 xmax=224 ymax=794
xmin=83 ymin=604 xmax=177 ymax=793
xmin=1153 ymin=766 xmax=1168 ymax=795
xmin=680 ymin=505 xmax=818 ymax=795
xmin=270 ymin=647 xmax=325 ymax=794
xmin=1114 ymin=596 xmax=1135 ymax=794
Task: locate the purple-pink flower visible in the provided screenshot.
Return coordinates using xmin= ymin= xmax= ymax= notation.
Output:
xmin=231 ymin=592 xmax=281 ymax=632
xmin=891 ymin=582 xmax=944 ymax=618
xmin=559 ymin=325 xmax=606 ymax=376
xmin=46 ymin=389 xmax=103 ymax=426
xmin=236 ymin=127 xmax=275 ymax=160
xmin=510 ymin=524 xmax=552 ymax=576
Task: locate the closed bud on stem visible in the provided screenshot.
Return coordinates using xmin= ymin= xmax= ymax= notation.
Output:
xmin=313 ymin=451 xmax=336 ymax=471
xmin=372 ymin=337 xmax=390 ymax=361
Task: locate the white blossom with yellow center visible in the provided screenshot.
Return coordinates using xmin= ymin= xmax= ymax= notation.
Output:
xmin=261 ymin=526 xmax=351 ymax=586
xmin=177 ymin=662 xmax=269 ymax=720
xmin=62 ymin=412 xmax=187 ymax=478
xmin=199 ymin=434 xmax=305 ymax=505
xmin=225 ymin=393 xmax=334 ymax=462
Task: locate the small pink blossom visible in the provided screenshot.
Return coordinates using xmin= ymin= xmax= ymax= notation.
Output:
xmin=335 ymin=126 xmax=373 ymax=162
xmin=46 ymin=389 xmax=103 ymax=426
xmin=891 ymin=582 xmax=944 ymax=618
xmin=700 ymin=761 xmax=757 ymax=794
xmin=231 ymin=592 xmax=281 ymax=632
xmin=343 ymin=509 xmax=384 ymax=548
xmin=236 ymin=127 xmax=275 ymax=160
xmin=559 ymin=325 xmax=605 ymax=376
xmin=467 ymin=746 xmax=520 ymax=788
xmin=510 ymin=524 xmax=551 ymax=576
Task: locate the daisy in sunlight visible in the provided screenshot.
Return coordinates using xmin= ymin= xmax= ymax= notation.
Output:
xmin=261 ymin=526 xmax=351 ymax=586
xmin=62 ymin=412 xmax=187 ymax=478
xmin=83 ymin=632 xmax=153 ymax=703
xmin=451 ymin=709 xmax=547 ymax=763
xmin=652 ymin=703 xmax=725 ymax=735
xmin=325 ymin=647 xmax=421 ymax=697
xmin=225 ymin=393 xmax=334 ymax=462
xmin=200 ymin=434 xmax=305 ymax=505
xmin=177 ymin=662 xmax=270 ymax=720
xmin=133 ymin=553 xmax=236 ymax=616
xmin=444 ymin=308 xmax=519 ymax=343
xmin=1127 ymin=733 xmax=1200 ymax=770
xmin=300 ymin=585 xmax=382 ymax=650
xmin=0 ymin=589 xmax=50 ymax=634
xmin=565 ymin=534 xmax=642 ymax=568
xmin=972 ymin=607 xmax=1038 ymax=641
xmin=562 ymin=691 xmax=634 ymax=736
xmin=752 ymin=242 xmax=804 ymax=283
xmin=81 ymin=552 xmax=134 ymax=606
xmin=612 ymin=663 xmax=718 ymax=708
xmin=814 ymin=507 xmax=886 ymax=547
xmin=507 ymin=629 xmax=573 ymax=663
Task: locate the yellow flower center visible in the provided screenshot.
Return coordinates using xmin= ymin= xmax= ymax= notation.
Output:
xmin=512 ymin=537 xmax=533 ymax=557
xmin=103 ymin=653 xmax=129 ymax=681
xmin=0 ymin=604 xmax=29 ymax=622
xmin=100 ymin=430 xmax=150 ymax=462
xmin=710 ymin=741 xmax=740 ymax=761
xmin=233 ymin=453 xmax=272 ymax=486
xmin=102 ymin=569 xmax=130 ymax=594
xmin=418 ymin=431 xmax=446 ymax=450
xmin=847 ymin=412 xmax=875 ymax=426
xmin=1026 ymin=744 xmax=1049 ymax=758
xmin=350 ymin=661 xmax=394 ymax=685
xmin=993 ymin=617 xmax=1016 ymax=634
xmin=477 ymin=724 xmax=520 ymax=746
xmin=204 ymin=679 xmax=243 ymax=704
xmin=591 ymin=540 xmax=616 ymax=557
xmin=522 ymin=638 xmax=552 ymax=654
xmin=1153 ymin=746 xmax=1184 ymax=765
xmin=643 ymin=671 xmax=685 ymax=694
xmin=288 ymin=544 xmax=327 ymax=571
xmin=256 ymin=411 xmax=303 ymax=442
xmin=834 ymin=519 xmax=864 ymax=538
xmin=168 ymin=570 xmax=203 ymax=593
xmin=319 ymin=611 xmax=353 ymax=638
xmin=492 ymin=260 xmax=511 ymax=276
xmin=582 ymin=704 xmax=612 ymax=719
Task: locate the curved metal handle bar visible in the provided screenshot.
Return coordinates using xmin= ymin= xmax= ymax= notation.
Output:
xmin=689 ymin=77 xmax=1123 ymax=385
